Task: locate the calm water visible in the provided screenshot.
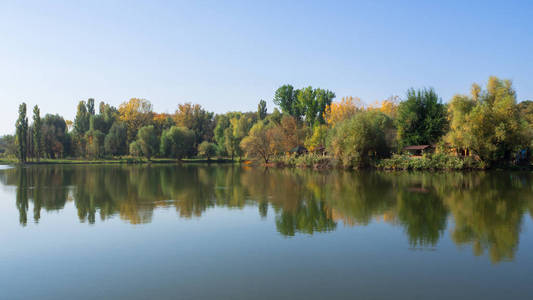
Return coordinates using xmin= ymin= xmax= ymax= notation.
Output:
xmin=1 ymin=164 xmax=533 ymax=299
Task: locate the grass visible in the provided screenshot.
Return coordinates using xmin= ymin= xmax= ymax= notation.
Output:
xmin=0 ymin=156 xmax=238 ymax=165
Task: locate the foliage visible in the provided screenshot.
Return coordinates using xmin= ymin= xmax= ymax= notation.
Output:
xmin=445 ymin=76 xmax=529 ymax=165
xmin=32 ymin=105 xmax=42 ymax=160
xmin=197 ymin=141 xmax=217 ymax=160
xmin=240 ymin=121 xmax=284 ymax=163
xmin=274 ymin=84 xmax=335 ymax=125
xmin=160 ymin=126 xmax=195 ymax=159
xmin=173 ymin=103 xmax=214 ymax=149
xmin=0 ymin=135 xmax=17 ymax=157
xmin=15 ymin=103 xmax=29 ymax=163
xmin=42 ymin=114 xmax=68 ymax=159
xmin=257 ymin=99 xmax=267 ymax=120
xmin=104 ymin=122 xmax=128 ymax=156
xmin=305 ymin=124 xmax=328 ymax=151
xmin=135 ymin=125 xmax=159 ymax=159
xmin=119 ymin=98 xmax=153 ymax=145
xmin=324 ymin=96 xmax=361 ymax=126
xmin=396 ymin=88 xmax=447 ymax=148
xmin=74 ymin=100 xmax=90 ymax=134
xmin=376 ymin=153 xmax=486 ymax=170
xmin=297 ymin=86 xmax=336 ymax=126
xmin=327 ymin=111 xmax=392 ymax=168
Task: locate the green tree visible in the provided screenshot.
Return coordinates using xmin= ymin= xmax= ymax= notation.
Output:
xmin=87 ymin=98 xmax=96 ymax=115
xmin=446 ymin=76 xmax=529 ymax=164
xmin=396 ymin=88 xmax=447 ymax=148
xmin=257 ymin=99 xmax=267 ymax=120
xmin=273 ymin=84 xmax=301 ymax=118
xmin=32 ymin=105 xmax=42 ymax=161
xmin=74 ymin=101 xmax=90 ymax=134
xmin=15 ymin=103 xmax=29 ymax=163
xmin=129 ymin=141 xmax=142 ymax=157
xmin=42 ymin=114 xmax=68 ymax=158
xmin=136 ymin=125 xmax=159 ymax=159
xmin=198 ymin=141 xmax=217 ymax=160
xmin=104 ymin=122 xmax=128 ymax=156
xmin=327 ymin=111 xmax=392 ymax=167
xmin=160 ymin=126 xmax=195 ymax=159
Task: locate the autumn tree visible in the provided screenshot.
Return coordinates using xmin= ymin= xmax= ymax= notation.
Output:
xmin=445 ymin=76 xmax=529 ymax=164
xmin=324 ymin=96 xmax=362 ymax=127
xmin=174 ymin=103 xmax=214 ymax=150
xmin=240 ymin=121 xmax=284 ymax=163
xmin=119 ymin=98 xmax=153 ymax=145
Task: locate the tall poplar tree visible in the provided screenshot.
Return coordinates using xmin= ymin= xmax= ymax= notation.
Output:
xmin=32 ymin=105 xmax=42 ymax=161
xmin=15 ymin=103 xmax=28 ymax=163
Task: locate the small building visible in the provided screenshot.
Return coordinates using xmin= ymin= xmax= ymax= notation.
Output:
xmin=403 ymin=145 xmax=434 ymax=156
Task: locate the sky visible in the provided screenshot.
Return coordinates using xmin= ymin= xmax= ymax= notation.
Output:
xmin=1 ymin=0 xmax=532 ymax=134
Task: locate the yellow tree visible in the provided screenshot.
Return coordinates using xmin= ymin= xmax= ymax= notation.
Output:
xmin=324 ymin=96 xmax=362 ymax=127
xmin=118 ymin=98 xmax=153 ymax=145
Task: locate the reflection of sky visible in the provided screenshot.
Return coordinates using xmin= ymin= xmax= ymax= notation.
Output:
xmin=2 ymin=182 xmax=533 ymax=299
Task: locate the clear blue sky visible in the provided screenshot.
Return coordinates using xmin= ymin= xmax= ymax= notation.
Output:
xmin=1 ymin=0 xmax=532 ymax=134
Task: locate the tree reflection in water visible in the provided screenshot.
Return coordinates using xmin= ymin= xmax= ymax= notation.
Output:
xmin=1 ymin=165 xmax=532 ymax=263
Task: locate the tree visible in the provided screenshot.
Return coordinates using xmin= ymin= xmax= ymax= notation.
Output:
xmin=240 ymin=121 xmax=284 ymax=163
xmin=446 ymin=76 xmax=529 ymax=164
xmin=32 ymin=105 xmax=42 ymax=161
xmin=173 ymin=103 xmax=214 ymax=149
xmin=118 ymin=98 xmax=153 ymax=145
xmin=298 ymin=87 xmax=335 ymax=126
xmin=273 ymin=84 xmax=301 ymax=118
xmin=129 ymin=141 xmax=142 ymax=157
xmin=87 ymin=98 xmax=96 ymax=115
xmin=42 ymin=114 xmax=68 ymax=158
xmin=15 ymin=103 xmax=28 ymax=163
xmin=257 ymin=99 xmax=267 ymax=120
xmin=396 ymin=88 xmax=447 ymax=148
xmin=104 ymin=122 xmax=128 ymax=156
xmin=324 ymin=96 xmax=362 ymax=127
xmin=74 ymin=100 xmax=90 ymax=134
xmin=305 ymin=124 xmax=328 ymax=151
xmin=327 ymin=111 xmax=392 ymax=168
xmin=198 ymin=141 xmax=217 ymax=160
xmin=135 ymin=125 xmax=159 ymax=159
xmin=160 ymin=126 xmax=194 ymax=159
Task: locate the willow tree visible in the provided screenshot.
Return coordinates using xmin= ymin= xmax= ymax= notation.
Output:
xmin=445 ymin=76 xmax=529 ymax=164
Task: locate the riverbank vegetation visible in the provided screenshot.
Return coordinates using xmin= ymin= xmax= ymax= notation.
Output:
xmin=2 ymin=76 xmax=532 ymax=169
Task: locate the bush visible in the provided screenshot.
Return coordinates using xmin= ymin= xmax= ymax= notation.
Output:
xmin=376 ymin=153 xmax=486 ymax=170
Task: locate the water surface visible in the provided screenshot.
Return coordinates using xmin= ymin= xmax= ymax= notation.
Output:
xmin=1 ymin=164 xmax=533 ymax=299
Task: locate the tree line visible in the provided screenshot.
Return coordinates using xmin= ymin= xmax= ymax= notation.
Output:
xmin=4 ymin=76 xmax=533 ymax=167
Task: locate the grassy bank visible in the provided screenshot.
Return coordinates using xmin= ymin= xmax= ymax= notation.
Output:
xmin=269 ymin=153 xmax=494 ymax=170
xmin=0 ymin=157 xmax=237 ymax=165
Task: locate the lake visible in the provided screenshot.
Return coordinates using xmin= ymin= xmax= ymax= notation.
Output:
xmin=1 ymin=164 xmax=533 ymax=299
